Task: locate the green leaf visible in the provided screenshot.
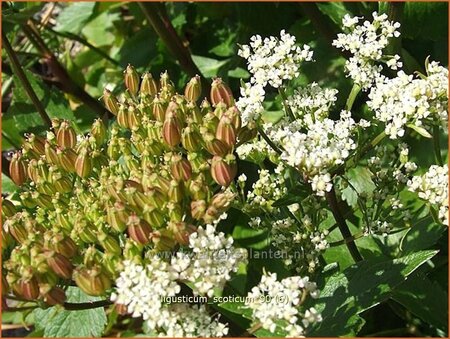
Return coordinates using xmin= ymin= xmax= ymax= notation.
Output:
xmin=81 ymin=11 xmax=120 ymax=47
xmin=261 ymin=110 xmax=284 ymax=124
xmin=341 ymin=167 xmax=376 ymax=207
xmin=117 ymin=28 xmax=157 ymax=68
xmin=33 ymin=287 xmax=107 ymax=337
xmin=316 ymin=2 xmax=349 ymax=26
xmin=392 ymin=274 xmax=448 ymax=332
xmin=309 ymin=250 xmax=438 ymax=336
xmin=2 ymin=175 xmax=17 ymax=194
xmin=400 ymin=217 xmax=446 ymax=254
xmin=54 ymin=3 xmax=97 ymax=34
xmin=227 ymin=67 xmax=250 ymax=79
xmin=192 ymin=55 xmax=230 ymax=78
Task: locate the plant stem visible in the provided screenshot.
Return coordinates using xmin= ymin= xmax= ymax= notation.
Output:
xmin=432 ymin=124 xmax=443 ymax=166
xmin=5 ymin=306 xmax=39 ymax=312
xmin=345 ymin=84 xmax=361 ymax=111
xmin=21 ymin=23 xmax=112 ymax=121
xmin=386 ymin=2 xmax=404 ymax=56
xmin=278 ymin=87 xmax=296 ymax=121
xmin=63 ymin=299 xmax=112 ymax=311
xmin=325 ymin=186 xmax=363 ymax=262
xmin=139 ymin=3 xmax=208 ymax=90
xmin=36 ymin=19 xmax=120 ymax=67
xmin=2 ymin=32 xmax=52 ymax=127
xmin=256 ymin=125 xmax=282 ymax=155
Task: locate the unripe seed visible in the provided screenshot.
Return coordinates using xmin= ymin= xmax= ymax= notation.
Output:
xmin=16 ymin=277 xmax=39 ymax=300
xmin=56 ymin=121 xmax=77 ymax=149
xmin=42 ymin=286 xmax=66 ymax=306
xmin=46 ymin=251 xmax=73 ymax=279
xmin=211 ymin=154 xmax=237 ymax=187
xmin=191 ymin=200 xmax=207 ymax=220
xmin=162 ymin=117 xmax=181 ymax=148
xmin=127 ymin=214 xmax=153 ymax=245
xmin=75 ymin=149 xmax=92 ymax=178
xmin=210 ymin=78 xmax=234 ymax=107
xmin=170 ymin=155 xmax=192 ymax=181
xmin=9 ymin=152 xmax=28 ymax=186
xmin=2 ymin=199 xmax=17 ymax=218
xmin=73 ymin=266 xmax=111 ymax=296
xmin=216 ymin=116 xmax=236 ymax=148
xmin=103 ymin=89 xmax=120 ymax=116
xmin=140 ymin=72 xmax=158 ymax=97
xmin=91 ymin=119 xmax=107 ymax=146
xmin=124 ymin=64 xmax=140 ymax=96
xmin=185 ymin=75 xmax=202 ymax=102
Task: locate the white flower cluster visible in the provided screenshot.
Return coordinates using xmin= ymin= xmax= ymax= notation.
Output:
xmin=368 ymin=62 xmax=449 ymax=139
xmin=245 ymin=167 xmax=287 ymax=212
xmin=407 ymin=165 xmax=449 ymax=226
xmin=111 ymin=225 xmax=246 ymax=336
xmin=175 ymin=224 xmax=247 ymax=297
xmin=237 ymin=31 xmax=313 ymax=128
xmin=279 ymin=111 xmax=368 ymax=195
xmin=246 ymin=272 xmax=321 ymax=337
xmin=333 ymin=12 xmax=401 ymax=89
xmin=238 ymin=30 xmax=314 ymax=88
xmin=287 ymin=82 xmax=339 ymax=127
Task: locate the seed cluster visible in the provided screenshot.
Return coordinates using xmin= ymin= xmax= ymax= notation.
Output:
xmin=3 ymin=66 xmax=242 ymax=302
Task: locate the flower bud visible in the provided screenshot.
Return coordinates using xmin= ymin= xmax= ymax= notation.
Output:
xmin=127 ymin=105 xmax=140 ymax=130
xmin=185 ymin=75 xmax=201 ymax=102
xmin=191 ymin=200 xmax=207 ymax=220
xmin=56 ymin=121 xmax=77 ymax=149
xmin=91 ymin=119 xmax=107 ymax=146
xmin=168 ymin=222 xmax=196 ymax=245
xmin=151 ymin=229 xmax=176 ymax=251
xmin=162 ymin=116 xmax=181 ymax=148
xmin=45 ymin=141 xmax=59 ymax=165
xmin=170 ymin=155 xmax=192 ymax=181
xmin=211 ymin=78 xmax=234 ymax=107
xmin=42 ymin=286 xmax=66 ymax=306
xmin=98 ymin=232 xmax=122 ymax=255
xmin=2 ymin=199 xmax=17 ymax=218
xmin=216 ymin=116 xmax=236 ymax=148
xmin=124 ymin=64 xmax=140 ymax=96
xmin=16 ymin=277 xmax=39 ymax=300
xmin=46 ymin=251 xmax=73 ymax=279
xmin=210 ymin=191 xmax=235 ymax=211
xmin=9 ymin=151 xmax=28 ymax=186
xmin=75 ymin=149 xmax=92 ymax=178
xmin=213 ymin=101 xmax=228 ymax=119
xmin=127 ymin=214 xmax=153 ymax=245
xmin=204 ymin=133 xmax=229 ymax=156
xmin=103 ymin=89 xmax=120 ymax=116
xmin=140 ymin=72 xmax=158 ymax=97
xmin=23 ymin=133 xmax=45 ymax=156
xmin=57 ymin=148 xmax=77 ymax=173
xmin=53 ymin=177 xmax=73 ymax=194
xmin=211 ymin=154 xmax=237 ymax=187
xmin=152 ymin=98 xmax=167 ymax=122
xmin=73 ymin=266 xmax=111 ymax=296
xmin=52 ymin=236 xmax=77 ymax=258
xmin=5 ymin=219 xmax=29 ymax=244
xmin=106 ymin=202 xmax=129 ymax=233
xmin=168 ymin=180 xmax=183 ymax=203
xmin=117 ymin=105 xmax=130 ymax=129
xmin=181 ymin=126 xmax=202 ymax=152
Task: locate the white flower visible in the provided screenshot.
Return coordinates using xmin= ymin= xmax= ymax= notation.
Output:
xmin=246 ymin=272 xmax=321 ymax=337
xmin=368 ymin=62 xmax=448 ymax=139
xmin=333 ymin=12 xmax=401 ymax=89
xmin=238 ymin=30 xmax=313 ymax=88
xmin=407 ymin=165 xmax=448 ymax=225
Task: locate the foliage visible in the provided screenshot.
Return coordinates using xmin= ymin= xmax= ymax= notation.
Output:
xmin=1 ymin=1 xmax=448 ymax=338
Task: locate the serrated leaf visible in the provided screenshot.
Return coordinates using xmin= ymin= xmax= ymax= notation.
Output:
xmin=308 ymin=250 xmax=438 ymax=336
xmin=33 ymin=287 xmax=107 ymax=337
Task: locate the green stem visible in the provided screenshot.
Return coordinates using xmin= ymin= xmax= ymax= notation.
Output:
xmin=138 ymin=3 xmax=205 ymax=83
xmin=345 ymin=83 xmax=361 ymax=111
xmin=278 ymin=87 xmax=296 ymax=121
xmin=432 ymin=125 xmax=444 ymax=166
xmin=63 ymin=299 xmax=112 ymax=311
xmin=36 ymin=19 xmax=120 ymax=67
xmin=2 ymin=32 xmax=52 ymax=127
xmin=256 ymin=125 xmax=282 ymax=155
xmin=325 ymin=186 xmax=363 ymax=262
